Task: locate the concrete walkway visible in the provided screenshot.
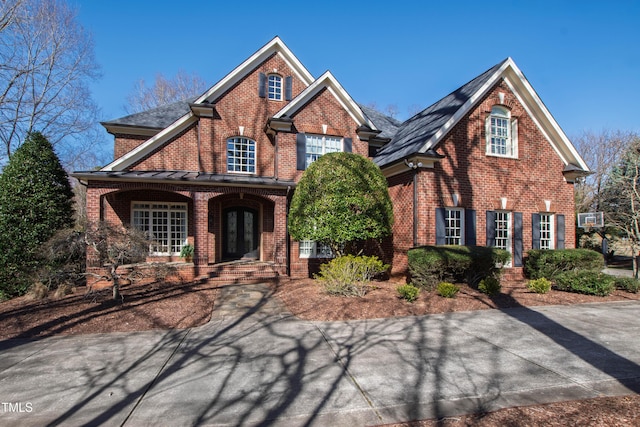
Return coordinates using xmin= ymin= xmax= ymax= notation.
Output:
xmin=1 ymin=283 xmax=640 ymax=426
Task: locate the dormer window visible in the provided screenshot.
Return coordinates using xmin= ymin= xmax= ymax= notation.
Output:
xmin=268 ymin=75 xmax=282 ymax=100
xmin=486 ymin=106 xmax=518 ymax=158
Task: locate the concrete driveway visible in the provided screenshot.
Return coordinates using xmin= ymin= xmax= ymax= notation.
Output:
xmin=1 ymin=283 xmax=640 ymax=426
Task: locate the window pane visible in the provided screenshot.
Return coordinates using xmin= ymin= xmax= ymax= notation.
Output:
xmin=268 ymin=75 xmax=282 ymax=100
xmin=132 ymin=203 xmax=188 ymax=255
xmin=227 ymin=137 xmax=256 ymax=173
xmin=540 ymin=213 xmax=553 ymax=250
xmin=495 ymin=212 xmax=510 ymax=250
xmin=445 ymin=209 xmax=463 ymax=245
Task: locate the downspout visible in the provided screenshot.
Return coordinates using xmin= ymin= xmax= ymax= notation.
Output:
xmin=413 ymin=169 xmax=418 ymax=247
xmin=286 ymin=185 xmax=291 ymax=276
xmin=196 ymin=119 xmax=202 ymax=172
xmin=274 ymin=132 xmax=279 ymax=180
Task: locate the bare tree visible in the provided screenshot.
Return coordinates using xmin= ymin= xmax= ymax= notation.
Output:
xmin=125 ymin=70 xmax=208 ymax=114
xmin=0 ymin=0 xmax=101 ymax=164
xmin=572 ymin=130 xmax=637 ymax=214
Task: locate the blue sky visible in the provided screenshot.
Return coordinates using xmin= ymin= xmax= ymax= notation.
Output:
xmin=76 ymin=0 xmax=640 ymax=145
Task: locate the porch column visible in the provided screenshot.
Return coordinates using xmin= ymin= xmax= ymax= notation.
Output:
xmin=193 ymin=192 xmax=209 ymax=273
xmin=274 ymin=195 xmax=288 ymax=268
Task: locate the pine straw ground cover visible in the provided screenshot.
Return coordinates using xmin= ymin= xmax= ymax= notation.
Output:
xmin=1 ymin=273 xmax=640 ymax=426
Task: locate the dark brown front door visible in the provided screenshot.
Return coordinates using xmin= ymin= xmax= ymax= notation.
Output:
xmin=223 ymin=207 xmax=259 ymax=260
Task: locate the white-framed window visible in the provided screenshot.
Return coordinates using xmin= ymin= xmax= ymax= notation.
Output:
xmin=540 ymin=213 xmax=554 ymax=250
xmin=132 ymin=203 xmax=188 ymax=255
xmin=268 ymin=74 xmax=282 ymax=100
xmin=306 ymin=134 xmax=342 ymax=168
xmin=486 ymin=106 xmax=517 ymax=158
xmin=299 ymin=240 xmax=334 ymax=258
xmin=494 ymin=211 xmax=512 ymax=253
xmin=445 ymin=208 xmax=464 ymax=245
xmin=227 ymin=137 xmax=256 ymax=173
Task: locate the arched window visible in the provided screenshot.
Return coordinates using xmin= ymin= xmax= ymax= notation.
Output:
xmin=267 ymin=74 xmax=282 ymax=100
xmin=227 ymin=137 xmax=256 ymax=173
xmin=486 ymin=105 xmax=517 ymax=157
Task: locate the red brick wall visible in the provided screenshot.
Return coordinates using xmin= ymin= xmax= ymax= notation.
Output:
xmin=389 ymin=79 xmax=577 ymax=277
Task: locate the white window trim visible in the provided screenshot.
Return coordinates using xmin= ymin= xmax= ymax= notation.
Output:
xmin=540 ymin=213 xmax=555 ymax=250
xmin=305 ymin=134 xmax=343 ymax=168
xmin=445 ymin=208 xmax=465 ymax=245
xmin=226 ymin=137 xmax=257 ymax=174
xmin=299 ymin=240 xmax=334 ymax=259
xmin=267 ymin=74 xmax=283 ymax=101
xmin=495 ymin=210 xmax=512 ymax=267
xmin=485 ymin=106 xmax=518 ymax=159
xmin=131 ymin=202 xmax=188 ymax=256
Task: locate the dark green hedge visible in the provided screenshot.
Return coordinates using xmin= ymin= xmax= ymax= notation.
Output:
xmin=408 ymin=245 xmax=510 ymax=290
xmin=524 ymin=249 xmax=604 ymax=280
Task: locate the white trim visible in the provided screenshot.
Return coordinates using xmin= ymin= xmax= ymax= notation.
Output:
xmin=444 ymin=207 xmax=465 ymax=246
xmin=273 ymin=71 xmax=377 ymax=130
xmin=103 ymin=37 xmax=315 ymax=172
xmin=418 ymin=58 xmax=589 ymax=172
xmin=131 ymin=201 xmax=188 ymax=256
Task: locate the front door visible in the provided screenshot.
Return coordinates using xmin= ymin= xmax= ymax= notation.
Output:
xmin=223 ymin=207 xmax=259 ymax=260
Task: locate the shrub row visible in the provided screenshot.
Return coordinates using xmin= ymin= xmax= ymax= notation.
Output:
xmin=408 ymin=245 xmax=510 ymax=290
xmin=524 ymin=249 xmax=604 ymax=280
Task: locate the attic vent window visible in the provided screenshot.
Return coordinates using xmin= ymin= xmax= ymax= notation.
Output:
xmin=268 ymin=74 xmax=282 ymax=100
xmin=486 ymin=105 xmax=518 ymax=158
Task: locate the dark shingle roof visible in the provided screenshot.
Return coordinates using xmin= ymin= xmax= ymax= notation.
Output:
xmin=359 ymin=105 xmax=402 ymax=140
xmin=101 ymin=98 xmax=196 ymax=130
xmin=373 ymin=59 xmax=508 ymax=167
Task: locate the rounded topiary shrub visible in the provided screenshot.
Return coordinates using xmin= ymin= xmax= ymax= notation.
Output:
xmin=397 ymin=284 xmax=420 ymax=302
xmin=554 ymin=271 xmax=615 ymax=296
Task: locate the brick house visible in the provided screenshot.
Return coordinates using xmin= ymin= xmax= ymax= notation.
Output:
xmin=74 ymin=37 xmax=589 ymax=281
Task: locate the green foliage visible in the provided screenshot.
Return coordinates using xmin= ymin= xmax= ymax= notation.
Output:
xmin=408 ymin=245 xmax=510 ymax=290
xmin=288 ymin=152 xmax=393 ymax=256
xmin=612 ymin=276 xmax=640 ymax=293
xmin=0 ymin=132 xmax=74 ymax=297
xmin=397 ymin=284 xmax=420 ymax=302
xmin=524 ymin=249 xmax=604 ymax=280
xmin=554 ymin=271 xmax=615 ymax=296
xmin=316 ymin=255 xmax=388 ymax=297
xmin=437 ymin=282 xmax=459 ymax=298
xmin=527 ymin=277 xmax=552 ymax=294
xmin=180 ymin=244 xmax=194 ymax=259
xmin=478 ymin=277 xmax=501 ymax=296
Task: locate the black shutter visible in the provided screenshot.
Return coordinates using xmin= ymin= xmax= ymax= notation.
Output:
xmin=514 ymin=212 xmax=523 ymax=267
xmin=296 ymin=133 xmax=306 ymax=170
xmin=285 ymin=76 xmax=292 ymax=101
xmin=486 ymin=211 xmax=496 ymax=247
xmin=435 ymin=208 xmax=446 ymax=245
xmin=465 ymin=209 xmax=476 ymax=246
xmin=343 ymin=137 xmax=352 ymax=153
xmin=556 ymin=214 xmax=565 ymax=249
xmin=532 ymin=213 xmax=541 ymax=249
xmin=258 ymin=73 xmax=266 ymax=98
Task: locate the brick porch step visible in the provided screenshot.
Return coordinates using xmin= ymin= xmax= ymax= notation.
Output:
xmin=200 ymin=261 xmax=284 ymax=283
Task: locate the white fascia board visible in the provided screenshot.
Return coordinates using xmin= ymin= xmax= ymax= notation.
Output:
xmin=195 ymin=36 xmax=314 ymax=104
xmin=502 ymin=65 xmax=590 ymax=172
xmin=102 ymin=113 xmax=197 ymax=171
xmin=274 ymin=71 xmax=377 ymax=130
xmin=419 ymin=61 xmax=509 ymax=153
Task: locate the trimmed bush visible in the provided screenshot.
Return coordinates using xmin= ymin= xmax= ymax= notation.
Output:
xmin=397 ymin=284 xmax=420 ymax=302
xmin=437 ymin=282 xmax=459 ymax=298
xmin=408 ymin=245 xmax=510 ymax=290
xmin=554 ymin=271 xmax=615 ymax=296
xmin=478 ymin=277 xmax=501 ymax=296
xmin=527 ymin=277 xmax=552 ymax=294
xmin=524 ymin=249 xmax=604 ymax=280
xmin=613 ymin=276 xmax=640 ymax=293
xmin=316 ymin=255 xmax=388 ymax=297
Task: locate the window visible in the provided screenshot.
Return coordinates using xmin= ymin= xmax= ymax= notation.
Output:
xmin=305 ymin=134 xmax=342 ymax=168
xmin=494 ymin=211 xmax=511 ymax=252
xmin=487 ymin=106 xmax=517 ymax=158
xmin=445 ymin=208 xmax=464 ymax=245
xmin=227 ymin=137 xmax=256 ymax=173
xmin=132 ymin=203 xmax=187 ymax=255
xmin=268 ymin=75 xmax=282 ymax=100
xmin=299 ymin=240 xmax=334 ymax=258
xmin=539 ymin=213 xmax=554 ymax=249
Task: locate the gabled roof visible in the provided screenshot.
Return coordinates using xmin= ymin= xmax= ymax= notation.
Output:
xmin=272 ymin=71 xmax=376 ymax=130
xmin=359 ymin=105 xmax=402 ymax=140
xmin=102 ymin=36 xmax=315 ymax=172
xmin=373 ymin=58 xmax=590 ymax=173
xmin=101 ymin=98 xmax=195 ymax=134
